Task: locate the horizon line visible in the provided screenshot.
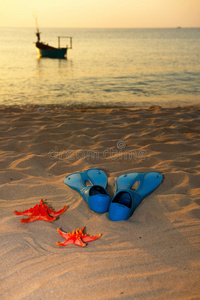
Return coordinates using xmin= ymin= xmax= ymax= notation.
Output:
xmin=1 ymin=26 xmax=200 ymax=29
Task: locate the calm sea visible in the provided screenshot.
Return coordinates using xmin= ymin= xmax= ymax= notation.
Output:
xmin=0 ymin=27 xmax=199 ymax=108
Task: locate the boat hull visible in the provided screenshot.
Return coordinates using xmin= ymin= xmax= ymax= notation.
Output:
xmin=36 ymin=43 xmax=67 ymax=58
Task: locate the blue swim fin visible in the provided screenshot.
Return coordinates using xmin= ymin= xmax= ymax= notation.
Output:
xmin=109 ymin=172 xmax=163 ymax=221
xmin=64 ymin=169 xmax=111 ymax=213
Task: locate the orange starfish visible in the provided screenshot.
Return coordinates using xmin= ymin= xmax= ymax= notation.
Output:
xmin=56 ymin=227 xmax=101 ymax=247
xmin=14 ymin=199 xmax=67 ymax=223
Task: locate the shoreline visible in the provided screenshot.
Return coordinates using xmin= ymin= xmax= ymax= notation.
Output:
xmin=0 ymin=103 xmax=200 ymax=112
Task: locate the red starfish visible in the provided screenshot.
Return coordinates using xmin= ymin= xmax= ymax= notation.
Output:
xmin=56 ymin=227 xmax=101 ymax=247
xmin=14 ymin=199 xmax=67 ymax=223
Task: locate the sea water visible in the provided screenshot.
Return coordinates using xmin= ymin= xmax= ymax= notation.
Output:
xmin=0 ymin=27 xmax=199 ymax=108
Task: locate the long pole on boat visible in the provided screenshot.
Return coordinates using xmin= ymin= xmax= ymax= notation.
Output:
xmin=34 ymin=16 xmax=41 ymax=42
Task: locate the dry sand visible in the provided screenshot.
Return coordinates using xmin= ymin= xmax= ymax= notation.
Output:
xmin=0 ymin=105 xmax=200 ymax=299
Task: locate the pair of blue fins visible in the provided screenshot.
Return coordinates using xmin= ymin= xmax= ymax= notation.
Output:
xmin=64 ymin=169 xmax=163 ymax=221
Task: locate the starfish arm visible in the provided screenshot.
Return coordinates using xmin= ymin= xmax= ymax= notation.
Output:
xmin=74 ymin=237 xmax=86 ymax=247
xmin=48 ymin=205 xmax=67 ymax=217
xmin=56 ymin=237 xmax=74 ymax=246
xmin=14 ymin=210 xmax=32 ymax=216
xmin=14 ymin=204 xmax=40 ymax=217
xmin=57 ymin=228 xmax=71 ymax=238
xmin=40 ymin=199 xmax=46 ymax=206
xmin=56 ymin=242 xmax=66 ymax=247
xmin=39 ymin=214 xmax=56 ymax=222
xmin=78 ymin=227 xmax=101 ymax=243
xmin=20 ymin=214 xmax=55 ymax=223
xmin=81 ymin=234 xmax=101 ymax=243
xmin=20 ymin=216 xmax=39 ymax=223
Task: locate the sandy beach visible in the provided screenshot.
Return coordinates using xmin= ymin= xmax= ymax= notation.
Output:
xmin=0 ymin=105 xmax=200 ymax=299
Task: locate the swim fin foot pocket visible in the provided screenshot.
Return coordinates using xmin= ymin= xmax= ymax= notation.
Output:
xmin=64 ymin=169 xmax=111 ymax=213
xmin=109 ymin=172 xmax=163 ymax=221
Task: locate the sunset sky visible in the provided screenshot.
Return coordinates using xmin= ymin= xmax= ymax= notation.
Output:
xmin=1 ymin=0 xmax=200 ymax=28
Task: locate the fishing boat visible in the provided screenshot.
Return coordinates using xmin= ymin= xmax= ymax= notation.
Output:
xmin=35 ymin=19 xmax=72 ymax=59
